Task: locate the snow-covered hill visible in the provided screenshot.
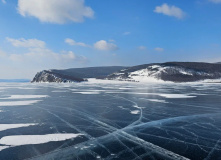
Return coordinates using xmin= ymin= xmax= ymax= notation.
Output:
xmin=31 ymin=66 xmax=126 ymax=83
xmin=106 ymin=62 xmax=221 ymax=82
xmin=32 ymin=62 xmax=221 ymax=83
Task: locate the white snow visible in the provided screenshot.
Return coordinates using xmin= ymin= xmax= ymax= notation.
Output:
xmin=74 ymin=92 xmax=100 ymax=94
xmin=158 ymin=94 xmax=196 ymax=98
xmin=96 ymin=155 xmax=101 ymax=159
xmin=0 ymin=123 xmax=38 ymax=132
xmin=146 ymin=99 xmax=169 ymax=103
xmin=127 ymin=68 xmax=170 ymax=83
xmin=86 ymin=78 xmax=134 ymax=84
xmin=80 ymin=145 xmax=90 ymax=150
xmin=0 ymin=133 xmax=83 ymax=151
xmin=52 ymin=90 xmax=67 ymax=93
xmin=119 ymin=88 xmax=133 ymax=90
xmin=0 ymin=100 xmax=41 ymax=106
xmin=131 ymin=110 xmax=140 ymax=114
xmin=150 ymin=65 xmax=161 ymax=69
xmin=129 ymin=75 xmax=165 ymax=83
xmin=0 ymin=95 xmax=48 ymax=99
xmin=179 ymin=70 xmax=193 ymax=76
xmin=104 ymin=91 xmax=197 ymax=99
xmin=0 ymin=146 xmax=10 ymax=151
xmin=200 ymin=78 xmax=221 ymax=83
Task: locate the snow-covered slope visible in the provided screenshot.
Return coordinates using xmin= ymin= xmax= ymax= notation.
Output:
xmin=106 ymin=62 xmax=221 ymax=82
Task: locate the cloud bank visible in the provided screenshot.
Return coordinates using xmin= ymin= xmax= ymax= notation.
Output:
xmin=6 ymin=37 xmax=87 ymax=63
xmin=0 ymin=37 xmax=87 ymax=78
xmin=6 ymin=38 xmax=46 ymax=48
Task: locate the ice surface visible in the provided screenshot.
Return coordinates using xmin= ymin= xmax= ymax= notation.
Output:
xmin=0 ymin=82 xmax=220 ymax=160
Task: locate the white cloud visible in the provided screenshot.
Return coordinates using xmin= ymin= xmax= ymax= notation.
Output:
xmin=17 ymin=0 xmax=94 ymax=24
xmin=6 ymin=37 xmax=82 ymax=62
xmin=20 ymin=48 xmax=76 ymax=62
xmin=138 ymin=46 xmax=147 ymax=50
xmin=94 ymin=40 xmax=118 ymax=51
xmin=123 ymin=32 xmax=131 ymax=36
xmin=154 ymin=3 xmax=186 ymax=19
xmin=1 ymin=37 xmax=88 ymax=78
xmin=155 ymin=47 xmax=164 ymax=52
xmin=7 ymin=47 xmax=78 ymax=64
xmin=6 ymin=37 xmax=46 ymax=48
xmin=1 ymin=0 xmax=6 ymax=4
xmin=209 ymin=0 xmax=221 ymax=3
xmin=65 ymin=38 xmax=89 ymax=47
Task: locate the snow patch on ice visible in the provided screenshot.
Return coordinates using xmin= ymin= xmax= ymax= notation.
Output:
xmin=0 ymin=146 xmax=10 ymax=151
xmin=118 ymin=106 xmax=130 ymax=111
xmin=105 ymin=91 xmax=196 ymax=99
xmin=0 ymin=95 xmax=48 ymax=99
xmin=0 ymin=123 xmax=38 ymax=132
xmin=80 ymin=145 xmax=90 ymax=150
xmin=131 ymin=110 xmax=140 ymax=114
xmin=52 ymin=90 xmax=67 ymax=93
xmin=0 ymin=100 xmax=41 ymax=106
xmin=146 ymin=99 xmax=169 ymax=103
xmin=74 ymin=92 xmax=100 ymax=94
xmin=0 ymin=133 xmax=83 ymax=151
xmin=158 ymin=94 xmax=196 ymax=98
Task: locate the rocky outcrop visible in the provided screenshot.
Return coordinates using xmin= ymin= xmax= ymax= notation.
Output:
xmin=31 ymin=70 xmax=85 ymax=83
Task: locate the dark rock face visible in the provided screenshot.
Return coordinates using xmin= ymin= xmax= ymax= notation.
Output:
xmin=31 ymin=70 xmax=85 ymax=83
xmin=31 ymin=66 xmax=127 ymax=83
xmin=106 ymin=62 xmax=221 ymax=82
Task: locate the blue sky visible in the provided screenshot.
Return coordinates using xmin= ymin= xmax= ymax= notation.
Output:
xmin=0 ymin=0 xmax=221 ymax=78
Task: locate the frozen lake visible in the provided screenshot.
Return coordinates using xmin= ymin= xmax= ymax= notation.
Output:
xmin=0 ymin=80 xmax=221 ymax=160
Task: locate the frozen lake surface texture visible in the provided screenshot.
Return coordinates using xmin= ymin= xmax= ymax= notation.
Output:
xmin=0 ymin=81 xmax=221 ymax=160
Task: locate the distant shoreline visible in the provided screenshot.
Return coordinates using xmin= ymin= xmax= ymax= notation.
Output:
xmin=0 ymin=79 xmax=30 ymax=83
